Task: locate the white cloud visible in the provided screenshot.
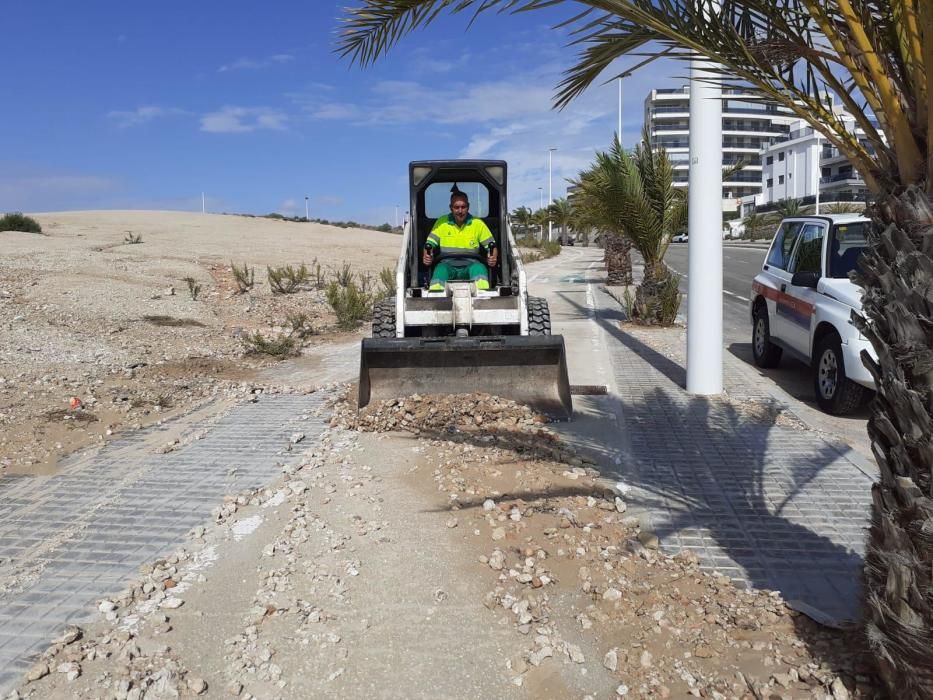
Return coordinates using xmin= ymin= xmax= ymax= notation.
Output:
xmin=200 ymin=107 xmax=288 ymax=133
xmin=218 ymin=53 xmax=295 ymax=72
xmin=107 ymin=105 xmax=187 ymax=128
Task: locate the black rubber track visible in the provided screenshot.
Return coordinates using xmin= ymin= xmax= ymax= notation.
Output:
xmin=371 ymin=297 xmax=396 ymax=338
xmin=527 ymin=296 xmax=552 ymax=336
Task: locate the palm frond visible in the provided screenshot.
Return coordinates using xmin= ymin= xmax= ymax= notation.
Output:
xmin=338 ymin=0 xmax=930 ymax=192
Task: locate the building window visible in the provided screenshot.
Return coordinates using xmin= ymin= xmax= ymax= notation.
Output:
xmin=766 ymin=155 xmax=774 ymax=165
xmin=778 ymin=152 xmax=785 ymax=162
xmin=767 ymin=178 xmax=774 ymax=188
xmin=778 ymin=175 xmax=785 ymax=185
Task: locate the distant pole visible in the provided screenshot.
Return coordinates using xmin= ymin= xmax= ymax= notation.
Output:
xmin=618 ymin=77 xmax=623 ymax=147
xmin=547 ymin=148 xmax=557 ymax=243
xmin=814 ymin=133 xmax=821 ymax=214
xmin=395 ymin=205 xmax=399 ymax=228
xmin=201 ymin=192 xmax=205 ymax=214
xmin=305 ymin=196 xmax=309 ymax=220
xmin=686 ymin=14 xmax=723 ymax=396
xmin=538 ymin=187 xmax=544 ymax=239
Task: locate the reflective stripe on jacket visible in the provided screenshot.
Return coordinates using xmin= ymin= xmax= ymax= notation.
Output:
xmin=426 ymin=214 xmax=494 ymax=261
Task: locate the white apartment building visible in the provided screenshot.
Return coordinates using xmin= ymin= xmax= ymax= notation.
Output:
xmin=644 ymin=87 xmax=800 ymax=213
xmin=739 ymin=112 xmax=872 ymax=216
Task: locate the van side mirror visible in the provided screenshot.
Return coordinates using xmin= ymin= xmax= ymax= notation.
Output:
xmin=791 ymin=270 xmax=820 ymax=288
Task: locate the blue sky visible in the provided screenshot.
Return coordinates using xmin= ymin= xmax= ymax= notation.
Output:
xmin=0 ymin=1 xmax=681 ymax=225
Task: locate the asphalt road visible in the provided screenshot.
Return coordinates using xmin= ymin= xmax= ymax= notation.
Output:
xmin=663 ymin=242 xmax=767 ymax=344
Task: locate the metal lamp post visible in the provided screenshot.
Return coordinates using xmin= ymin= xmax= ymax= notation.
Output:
xmin=538 ymin=187 xmax=544 ymax=240
xmin=304 ymin=196 xmax=309 ymax=221
xmin=686 ymin=44 xmax=724 ymax=395
xmin=547 ymin=147 xmax=557 ymax=242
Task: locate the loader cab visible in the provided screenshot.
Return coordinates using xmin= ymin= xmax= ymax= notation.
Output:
xmin=408 ymin=160 xmax=510 ymax=291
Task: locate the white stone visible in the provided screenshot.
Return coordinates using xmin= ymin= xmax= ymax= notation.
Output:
xmin=602 ymin=588 xmax=622 ymax=602
xmin=603 ymin=649 xmax=618 ymax=672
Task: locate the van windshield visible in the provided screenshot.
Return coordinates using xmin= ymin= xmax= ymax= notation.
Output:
xmin=828 ymin=222 xmax=869 ymax=279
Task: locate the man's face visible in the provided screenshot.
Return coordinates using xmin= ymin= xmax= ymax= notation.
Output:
xmin=450 ymin=197 xmax=469 ymax=225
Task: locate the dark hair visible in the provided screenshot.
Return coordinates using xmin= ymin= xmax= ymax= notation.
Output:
xmin=450 ymin=191 xmax=469 ymax=205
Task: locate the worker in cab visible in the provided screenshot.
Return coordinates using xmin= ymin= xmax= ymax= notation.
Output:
xmin=422 ymin=190 xmax=497 ymax=291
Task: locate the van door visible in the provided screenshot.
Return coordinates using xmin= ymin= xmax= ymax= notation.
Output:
xmin=782 ymin=222 xmax=826 ymax=356
xmin=754 ymin=220 xmax=804 ymax=344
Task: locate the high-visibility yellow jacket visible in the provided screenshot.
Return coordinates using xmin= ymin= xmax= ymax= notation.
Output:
xmin=426 ymin=214 xmax=494 ymax=262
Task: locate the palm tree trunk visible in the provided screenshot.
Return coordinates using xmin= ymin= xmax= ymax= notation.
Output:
xmin=605 ymin=234 xmax=633 ymax=285
xmin=857 ymin=185 xmax=933 ymax=698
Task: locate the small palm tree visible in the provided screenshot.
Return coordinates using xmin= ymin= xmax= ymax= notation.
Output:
xmin=742 ymin=211 xmax=778 ymax=241
xmin=573 ymin=131 xmax=686 ymax=324
xmin=510 ymin=206 xmax=534 ymax=237
xmin=548 ymin=197 xmax=573 ymax=242
xmin=776 ymin=198 xmax=802 ymax=218
xmin=530 ymin=208 xmax=549 ymax=240
xmin=824 ymin=202 xmax=865 ymax=215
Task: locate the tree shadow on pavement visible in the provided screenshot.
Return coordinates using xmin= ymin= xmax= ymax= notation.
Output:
xmin=494 ymin=284 xmax=875 ymax=680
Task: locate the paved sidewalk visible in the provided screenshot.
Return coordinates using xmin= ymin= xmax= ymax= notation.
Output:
xmin=540 ymin=247 xmax=873 ymax=626
xmin=0 ymin=393 xmax=327 ymax=693
xmin=604 ymin=323 xmax=873 ymax=625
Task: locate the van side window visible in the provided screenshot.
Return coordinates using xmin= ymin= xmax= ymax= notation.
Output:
xmin=789 ymin=223 xmax=825 ymax=274
xmin=766 ymin=222 xmax=803 ymax=270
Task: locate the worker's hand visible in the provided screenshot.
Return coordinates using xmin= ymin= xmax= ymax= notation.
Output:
xmin=487 ymin=249 xmax=498 ymax=267
xmin=422 ymin=248 xmax=434 ymax=266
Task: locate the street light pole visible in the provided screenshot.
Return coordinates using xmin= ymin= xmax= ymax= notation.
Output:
xmin=547 ymin=147 xmax=557 ymax=243
xmin=537 ymin=187 xmax=543 ymax=240
xmin=618 ymin=77 xmax=623 ymax=148
xmin=305 ymin=196 xmax=309 ymax=221
xmin=395 ymin=205 xmax=399 ymax=228
xmin=814 ymin=132 xmax=821 ymax=215
xmin=686 ymin=9 xmax=723 ymax=396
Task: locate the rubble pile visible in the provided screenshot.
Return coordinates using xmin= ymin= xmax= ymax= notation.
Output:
xmin=332 ymin=391 xmax=550 ymax=433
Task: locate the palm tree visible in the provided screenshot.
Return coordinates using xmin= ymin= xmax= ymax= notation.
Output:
xmin=510 ymin=206 xmax=534 ymax=238
xmin=531 ymin=208 xmax=549 ymax=241
xmin=824 ymin=202 xmax=866 ymax=215
xmin=776 ymin=198 xmax=802 ymax=218
xmin=548 ymin=197 xmax=573 ymax=242
xmin=742 ymin=211 xmax=778 ymax=241
xmin=339 ymin=5 xmax=933 ymax=693
xmin=573 ymin=132 xmax=686 ymax=324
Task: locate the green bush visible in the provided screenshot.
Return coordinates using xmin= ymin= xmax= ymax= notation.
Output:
xmin=310 ymin=259 xmax=327 ymax=290
xmin=285 ymin=311 xmax=316 ymax=339
xmin=242 ymin=331 xmax=297 ymax=357
xmin=267 ymin=263 xmax=308 ymax=294
xmin=230 ymin=261 xmax=255 ymax=293
xmin=380 ymin=266 xmax=397 ymax=295
xmin=326 ymin=281 xmax=374 ymax=329
xmin=184 ymin=276 xmax=202 ymax=301
xmin=331 ymin=262 xmax=354 ymax=288
xmin=0 ymin=212 xmax=42 ymax=234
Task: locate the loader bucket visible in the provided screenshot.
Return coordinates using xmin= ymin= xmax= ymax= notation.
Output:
xmin=359 ymin=335 xmax=573 ymax=420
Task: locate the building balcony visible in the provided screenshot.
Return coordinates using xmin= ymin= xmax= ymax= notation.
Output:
xmin=820 ymin=173 xmax=866 ymax=191
xmin=651 ymin=123 xmax=690 ymax=132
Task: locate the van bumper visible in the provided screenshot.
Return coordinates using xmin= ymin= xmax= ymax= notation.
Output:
xmin=841 ymin=335 xmax=877 ymax=391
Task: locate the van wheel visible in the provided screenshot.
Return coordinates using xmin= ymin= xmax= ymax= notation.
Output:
xmin=372 ymin=297 xmax=396 ymax=338
xmin=813 ymin=332 xmax=868 ymax=415
xmin=752 ymin=304 xmax=782 ymax=368
xmin=527 ymin=296 xmax=551 ymax=336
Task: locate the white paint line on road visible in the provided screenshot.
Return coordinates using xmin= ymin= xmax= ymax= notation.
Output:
xmin=585 ymin=283 xmax=596 ymax=317
xmin=724 ymin=289 xmax=750 ymax=303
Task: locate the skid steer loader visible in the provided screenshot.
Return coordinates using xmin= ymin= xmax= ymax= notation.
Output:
xmin=358 ymin=160 xmax=572 ymax=419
